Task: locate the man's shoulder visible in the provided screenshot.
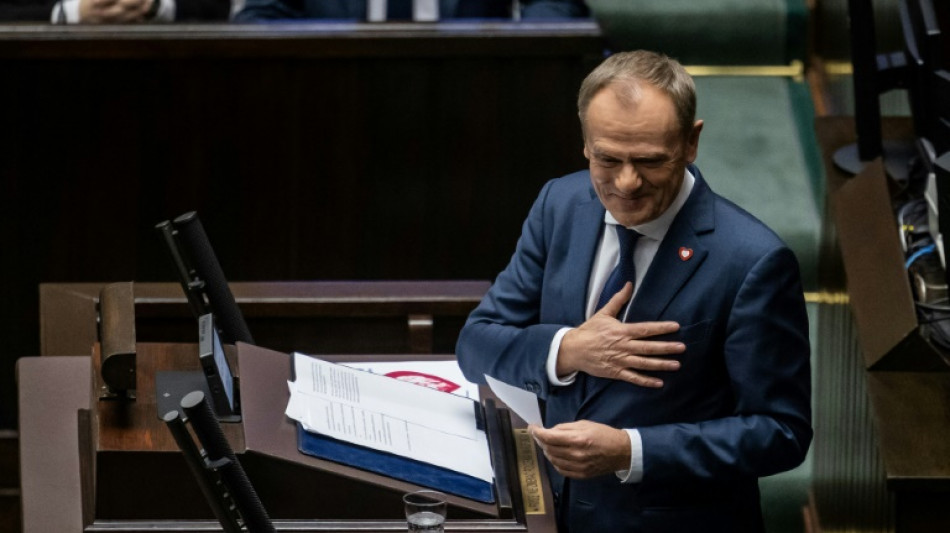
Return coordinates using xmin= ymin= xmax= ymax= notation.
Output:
xmin=715 ymin=195 xmax=786 ymax=245
xmin=688 ymin=170 xmax=782 ymax=247
xmin=550 ymin=168 xmax=590 ymax=184
xmin=542 ymin=169 xmax=592 ymax=196
xmin=702 ymin=192 xmax=795 ymax=268
xmin=532 ymin=170 xmax=596 ymax=217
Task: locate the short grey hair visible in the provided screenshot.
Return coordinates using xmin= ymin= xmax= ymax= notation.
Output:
xmin=577 ymin=50 xmax=696 ymax=138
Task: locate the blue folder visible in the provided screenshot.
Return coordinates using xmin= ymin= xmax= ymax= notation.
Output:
xmin=296 ymin=423 xmax=495 ymax=503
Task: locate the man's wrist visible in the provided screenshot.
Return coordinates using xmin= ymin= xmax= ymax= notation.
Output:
xmin=554 ymin=327 xmax=579 ymax=377
xmin=547 ymin=327 xmax=577 ymax=385
xmin=52 ymin=0 xmax=81 ymax=23
xmin=615 ymin=428 xmax=643 ymax=483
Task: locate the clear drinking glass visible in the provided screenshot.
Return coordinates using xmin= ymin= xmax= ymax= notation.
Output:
xmin=403 ymin=490 xmax=447 ymax=532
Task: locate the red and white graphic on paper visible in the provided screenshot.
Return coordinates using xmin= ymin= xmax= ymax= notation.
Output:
xmin=385 ymin=370 xmax=461 ymax=393
xmin=341 ymin=360 xmax=480 ymax=400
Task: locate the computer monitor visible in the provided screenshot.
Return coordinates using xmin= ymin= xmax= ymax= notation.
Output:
xmin=900 ymin=0 xmax=949 ymax=154
xmin=199 ymin=313 xmax=239 ymax=419
xmin=154 ymin=313 xmax=241 ymax=423
xmin=895 ymin=0 xmax=950 ymax=286
xmin=833 ymin=0 xmax=914 ymax=176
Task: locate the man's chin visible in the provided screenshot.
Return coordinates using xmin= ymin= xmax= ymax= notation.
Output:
xmin=607 ymin=207 xmax=650 ymax=227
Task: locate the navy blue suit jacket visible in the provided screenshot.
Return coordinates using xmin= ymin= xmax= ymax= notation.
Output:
xmin=456 ymin=166 xmax=812 ymax=532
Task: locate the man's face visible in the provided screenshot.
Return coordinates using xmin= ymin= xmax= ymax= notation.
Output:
xmin=583 ymin=82 xmax=703 ymax=227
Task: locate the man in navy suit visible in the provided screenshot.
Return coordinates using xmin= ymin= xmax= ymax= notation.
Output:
xmin=455 ymin=50 xmax=812 ymax=532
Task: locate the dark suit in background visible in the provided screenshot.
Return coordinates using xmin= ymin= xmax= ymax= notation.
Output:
xmin=0 ymin=0 xmax=53 ymax=19
xmin=234 ymin=0 xmax=588 ymax=22
xmin=0 ymin=0 xmax=228 ymax=22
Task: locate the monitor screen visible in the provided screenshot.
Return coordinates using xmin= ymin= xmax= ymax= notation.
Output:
xmin=199 ymin=313 xmax=237 ymax=416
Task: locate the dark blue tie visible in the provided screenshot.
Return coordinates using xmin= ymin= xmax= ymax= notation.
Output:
xmin=595 ymin=225 xmax=641 ymax=314
xmin=388 ymin=0 xmax=412 ymax=19
xmin=585 ymin=225 xmax=641 ymax=396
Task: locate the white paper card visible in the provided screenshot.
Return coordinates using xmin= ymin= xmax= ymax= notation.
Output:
xmin=485 ymin=374 xmax=543 ymax=426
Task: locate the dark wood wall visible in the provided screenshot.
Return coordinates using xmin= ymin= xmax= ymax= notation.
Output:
xmin=0 ymin=22 xmax=606 ymax=428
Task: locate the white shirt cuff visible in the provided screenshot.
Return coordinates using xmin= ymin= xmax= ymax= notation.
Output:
xmin=154 ymin=0 xmax=176 ymax=22
xmin=52 ymin=0 xmax=80 ymax=23
xmin=546 ymin=327 xmax=577 ymax=385
xmin=615 ymin=428 xmax=644 ymax=484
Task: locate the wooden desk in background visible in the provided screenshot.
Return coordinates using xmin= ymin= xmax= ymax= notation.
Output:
xmin=39 ymin=281 xmax=491 ymax=357
xmin=808 ymin=116 xmax=950 ymax=533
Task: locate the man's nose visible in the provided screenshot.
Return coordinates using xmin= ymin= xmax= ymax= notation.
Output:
xmin=615 ymin=162 xmax=641 ymax=192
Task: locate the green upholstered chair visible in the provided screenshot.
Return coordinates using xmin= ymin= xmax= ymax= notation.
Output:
xmin=693 ymin=75 xmax=823 ymax=291
xmin=586 ymin=0 xmax=808 ymax=66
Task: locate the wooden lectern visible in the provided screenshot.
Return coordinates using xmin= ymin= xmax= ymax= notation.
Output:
xmin=79 ymin=342 xmax=557 ymax=531
xmin=22 ymin=280 xmax=559 ymax=532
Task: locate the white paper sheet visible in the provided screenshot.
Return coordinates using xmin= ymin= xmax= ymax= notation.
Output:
xmin=286 ymin=353 xmax=493 ymax=483
xmin=485 ymin=375 xmax=543 ymax=426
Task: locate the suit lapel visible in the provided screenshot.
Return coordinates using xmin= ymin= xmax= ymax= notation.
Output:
xmin=562 ymin=193 xmax=605 ymax=326
xmin=545 ymin=188 xmax=603 ymax=429
xmin=581 ymin=169 xmax=717 ymax=409
xmin=626 ymin=199 xmax=712 ymax=323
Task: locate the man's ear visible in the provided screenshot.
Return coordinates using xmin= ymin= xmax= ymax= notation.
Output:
xmin=685 ymin=119 xmax=704 ymax=163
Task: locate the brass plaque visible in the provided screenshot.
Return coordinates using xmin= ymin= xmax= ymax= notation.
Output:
xmin=513 ymin=429 xmax=545 ymax=515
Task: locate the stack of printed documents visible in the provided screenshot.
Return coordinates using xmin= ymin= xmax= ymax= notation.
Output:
xmin=285 ymin=353 xmax=494 ymax=487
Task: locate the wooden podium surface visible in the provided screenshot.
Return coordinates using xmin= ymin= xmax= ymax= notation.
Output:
xmin=18 ymin=343 xmax=558 ymax=532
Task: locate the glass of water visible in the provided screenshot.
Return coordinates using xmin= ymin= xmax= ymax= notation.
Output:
xmin=403 ymin=490 xmax=447 ymax=532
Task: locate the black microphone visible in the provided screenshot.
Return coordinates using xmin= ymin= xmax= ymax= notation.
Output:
xmin=181 ymin=391 xmax=274 ymax=532
xmin=172 ymin=212 xmax=254 ymax=345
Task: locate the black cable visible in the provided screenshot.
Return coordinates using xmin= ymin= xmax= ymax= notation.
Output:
xmin=916 ymin=300 xmax=950 ymax=313
xmin=917 ymin=314 xmax=950 ymax=325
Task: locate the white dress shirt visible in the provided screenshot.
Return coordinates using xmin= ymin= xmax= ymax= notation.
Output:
xmin=545 ymin=168 xmax=695 ymax=483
